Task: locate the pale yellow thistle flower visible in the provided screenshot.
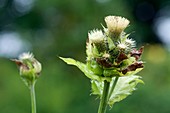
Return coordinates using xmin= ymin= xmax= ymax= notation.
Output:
xmin=105 ymin=16 xmax=130 ymax=38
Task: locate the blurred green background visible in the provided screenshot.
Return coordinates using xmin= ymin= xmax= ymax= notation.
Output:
xmin=1 ymin=0 xmax=170 ymax=113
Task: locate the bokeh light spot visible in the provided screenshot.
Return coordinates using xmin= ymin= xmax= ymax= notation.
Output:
xmin=0 ymin=0 xmax=6 ymax=8
xmin=0 ymin=32 xmax=31 ymax=58
xmin=96 ymin=0 xmax=111 ymax=3
xmin=13 ymin=0 xmax=34 ymax=14
xmin=146 ymin=45 xmax=166 ymax=64
xmin=153 ymin=6 xmax=170 ymax=50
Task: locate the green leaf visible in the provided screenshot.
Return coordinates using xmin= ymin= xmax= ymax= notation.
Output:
xmin=103 ymin=69 xmax=121 ymax=77
xmin=107 ymin=37 xmax=115 ymax=50
xmin=87 ymin=60 xmax=103 ymax=76
xmin=59 ymin=57 xmax=101 ymax=81
xmin=121 ymin=33 xmax=130 ymax=42
xmin=91 ymin=80 xmax=103 ymax=97
xmin=90 ymin=75 xmax=144 ymax=106
xmin=108 ymin=75 xmax=144 ymax=106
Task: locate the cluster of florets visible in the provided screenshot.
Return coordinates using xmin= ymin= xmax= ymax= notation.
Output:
xmin=86 ymin=16 xmax=144 ymax=77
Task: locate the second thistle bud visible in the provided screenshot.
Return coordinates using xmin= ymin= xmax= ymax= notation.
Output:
xmin=88 ymin=29 xmax=107 ymax=54
xmin=12 ymin=52 xmax=42 ymax=86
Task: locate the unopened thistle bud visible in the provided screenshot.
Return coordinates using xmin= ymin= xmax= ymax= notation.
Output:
xmin=88 ymin=29 xmax=106 ymax=53
xmin=12 ymin=52 xmax=42 ymax=86
xmin=105 ymin=16 xmax=130 ymax=39
xmin=88 ymin=29 xmax=104 ymax=43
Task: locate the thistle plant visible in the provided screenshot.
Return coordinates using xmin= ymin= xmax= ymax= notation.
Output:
xmin=60 ymin=15 xmax=144 ymax=113
xmin=12 ymin=52 xmax=42 ymax=113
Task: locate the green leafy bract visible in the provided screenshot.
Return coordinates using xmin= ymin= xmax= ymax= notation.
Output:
xmin=91 ymin=75 xmax=144 ymax=107
xmin=59 ymin=57 xmax=101 ymax=81
xmin=60 ymin=57 xmax=112 ymax=82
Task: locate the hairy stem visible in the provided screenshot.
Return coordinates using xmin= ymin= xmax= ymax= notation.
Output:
xmin=30 ymin=82 xmax=36 ymax=113
xmin=98 ymin=80 xmax=110 ymax=113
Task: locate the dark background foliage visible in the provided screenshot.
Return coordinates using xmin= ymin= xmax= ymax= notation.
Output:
xmin=0 ymin=0 xmax=170 ymax=113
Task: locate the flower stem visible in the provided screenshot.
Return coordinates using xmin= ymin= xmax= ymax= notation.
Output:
xmin=30 ymin=82 xmax=36 ymax=113
xmin=98 ymin=80 xmax=110 ymax=113
xmin=108 ymin=76 xmax=119 ymax=99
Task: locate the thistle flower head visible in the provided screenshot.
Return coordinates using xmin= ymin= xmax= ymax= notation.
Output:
xmin=60 ymin=15 xmax=145 ymax=108
xmin=61 ymin=15 xmax=144 ymax=78
xmin=105 ymin=16 xmax=130 ymax=38
xmin=88 ymin=29 xmax=105 ymax=43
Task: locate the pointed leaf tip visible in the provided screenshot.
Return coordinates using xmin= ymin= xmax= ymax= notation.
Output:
xmin=59 ymin=57 xmax=77 ymax=65
xmin=59 ymin=57 xmax=101 ymax=81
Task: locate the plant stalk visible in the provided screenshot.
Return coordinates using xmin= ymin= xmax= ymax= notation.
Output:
xmin=97 ymin=80 xmax=110 ymax=113
xmin=30 ymin=82 xmax=36 ymax=113
xmin=108 ymin=76 xmax=119 ymax=99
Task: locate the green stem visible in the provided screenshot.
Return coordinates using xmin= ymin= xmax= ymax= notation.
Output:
xmin=108 ymin=76 xmax=119 ymax=99
xmin=98 ymin=80 xmax=110 ymax=113
xmin=30 ymin=82 xmax=36 ymax=113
